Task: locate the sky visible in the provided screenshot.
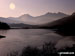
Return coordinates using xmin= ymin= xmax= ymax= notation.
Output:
xmin=0 ymin=0 xmax=75 ymax=17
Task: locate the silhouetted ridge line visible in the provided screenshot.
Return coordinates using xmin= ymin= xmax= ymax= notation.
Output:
xmin=49 ymin=12 xmax=75 ymax=36
xmin=0 ymin=21 xmax=10 ymax=29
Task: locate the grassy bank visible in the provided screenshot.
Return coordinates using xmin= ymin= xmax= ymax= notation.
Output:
xmin=8 ymin=42 xmax=75 ymax=56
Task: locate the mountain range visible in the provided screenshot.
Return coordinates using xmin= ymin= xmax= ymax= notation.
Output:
xmin=0 ymin=12 xmax=68 ymax=28
xmin=19 ymin=12 xmax=68 ymax=25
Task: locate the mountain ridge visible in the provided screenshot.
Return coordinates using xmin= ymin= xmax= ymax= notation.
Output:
xmin=18 ymin=12 xmax=68 ymax=25
xmin=0 ymin=12 xmax=69 ymax=28
xmin=48 ymin=12 xmax=75 ymax=36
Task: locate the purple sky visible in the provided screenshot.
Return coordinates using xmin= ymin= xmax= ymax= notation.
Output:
xmin=0 ymin=0 xmax=75 ymax=17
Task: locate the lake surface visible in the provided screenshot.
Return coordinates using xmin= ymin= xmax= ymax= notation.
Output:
xmin=0 ymin=29 xmax=62 ymax=56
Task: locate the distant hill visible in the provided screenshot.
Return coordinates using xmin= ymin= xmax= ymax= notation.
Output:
xmin=48 ymin=12 xmax=75 ymax=36
xmin=19 ymin=14 xmax=35 ymax=24
xmin=19 ymin=12 xmax=68 ymax=25
xmin=9 ymin=23 xmax=31 ymax=28
xmin=8 ymin=17 xmax=22 ymax=23
xmin=9 ymin=23 xmax=40 ymax=29
xmin=0 ymin=17 xmax=23 ymax=24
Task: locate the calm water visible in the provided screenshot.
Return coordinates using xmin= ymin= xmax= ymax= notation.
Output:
xmin=0 ymin=29 xmax=62 ymax=56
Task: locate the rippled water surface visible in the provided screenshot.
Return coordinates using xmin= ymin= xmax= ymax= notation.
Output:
xmin=0 ymin=29 xmax=62 ymax=56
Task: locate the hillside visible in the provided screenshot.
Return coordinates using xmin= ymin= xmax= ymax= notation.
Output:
xmin=0 ymin=21 xmax=10 ymax=29
xmin=48 ymin=13 xmax=75 ymax=36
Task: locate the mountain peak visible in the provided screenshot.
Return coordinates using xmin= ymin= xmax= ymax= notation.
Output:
xmin=46 ymin=12 xmax=51 ymax=15
xmin=19 ymin=14 xmax=33 ymax=20
xmin=22 ymin=14 xmax=31 ymax=17
xmin=45 ymin=12 xmax=67 ymax=15
xmin=44 ymin=12 xmax=68 ymax=17
xmin=45 ymin=12 xmax=56 ymax=15
xmin=58 ymin=12 xmax=63 ymax=14
xmin=19 ymin=14 xmax=33 ymax=18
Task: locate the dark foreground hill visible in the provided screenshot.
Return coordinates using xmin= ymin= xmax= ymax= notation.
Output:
xmin=0 ymin=21 xmax=10 ymax=29
xmin=48 ymin=13 xmax=75 ymax=36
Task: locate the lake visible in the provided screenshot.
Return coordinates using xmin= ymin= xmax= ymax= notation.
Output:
xmin=0 ymin=29 xmax=62 ymax=56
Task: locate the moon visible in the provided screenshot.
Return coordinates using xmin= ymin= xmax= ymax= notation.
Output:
xmin=9 ymin=3 xmax=15 ymax=10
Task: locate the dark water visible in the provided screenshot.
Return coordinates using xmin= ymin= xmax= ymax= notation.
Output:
xmin=0 ymin=29 xmax=62 ymax=56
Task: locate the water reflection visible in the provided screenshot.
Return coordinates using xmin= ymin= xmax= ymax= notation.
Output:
xmin=0 ymin=29 xmax=62 ymax=56
xmin=0 ymin=30 xmax=8 ymax=36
